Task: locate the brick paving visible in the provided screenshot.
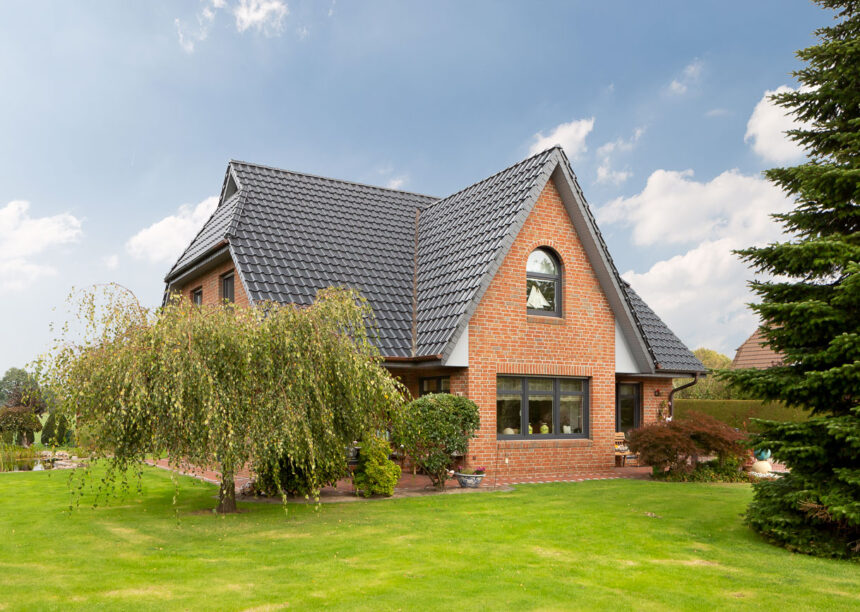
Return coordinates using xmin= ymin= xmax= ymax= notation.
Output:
xmin=145 ymin=457 xmax=652 ymax=499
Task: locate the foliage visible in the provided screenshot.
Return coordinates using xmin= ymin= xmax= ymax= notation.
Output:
xmin=38 ymin=284 xmax=405 ymax=513
xmin=656 ymin=458 xmax=754 ymax=483
xmin=352 ymin=435 xmax=401 ymax=497
xmin=715 ymin=0 xmax=860 ymax=559
xmin=41 ymin=411 xmax=72 ymax=447
xmin=253 ymin=455 xmax=348 ymax=498
xmin=457 ymin=466 xmax=486 ymax=475
xmin=673 ymin=348 xmax=735 ymax=399
xmin=674 ymin=398 xmax=809 ymax=431
xmin=0 ymin=368 xmax=36 ymax=406
xmin=393 ymin=393 xmax=480 ymax=489
xmin=0 ymin=404 xmax=43 ymax=447
xmin=628 ymin=411 xmax=748 ymax=476
xmin=628 ymin=421 xmax=699 ymax=474
xmin=677 ymin=411 xmax=748 ymax=466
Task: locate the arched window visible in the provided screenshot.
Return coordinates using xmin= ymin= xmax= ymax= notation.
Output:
xmin=526 ymin=248 xmax=561 ymax=316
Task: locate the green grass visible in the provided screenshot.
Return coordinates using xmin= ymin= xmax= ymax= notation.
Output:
xmin=675 ymin=399 xmax=810 ymax=431
xmin=1 ymin=467 xmax=857 ymax=610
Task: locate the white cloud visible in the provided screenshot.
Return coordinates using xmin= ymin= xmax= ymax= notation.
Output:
xmin=328 ymin=0 xmax=335 ymax=17
xmin=598 ymin=168 xmax=793 ymax=354
xmin=386 ymin=177 xmax=407 ymax=190
xmin=667 ymin=59 xmax=703 ymax=96
xmin=103 ymin=254 xmax=119 ymax=270
xmin=0 ymin=200 xmax=82 ymax=291
xmin=598 ymin=168 xmax=791 ymax=247
xmin=126 ymin=196 xmax=218 ymax=265
xmin=174 ymin=0 xmax=224 ymax=53
xmin=528 ymin=117 xmax=595 ymax=159
xmin=234 ymin=0 xmax=288 ymax=34
xmin=297 ymin=25 xmax=309 ymax=40
xmin=745 ymin=85 xmax=810 ymax=163
xmin=705 ymin=108 xmax=729 ymax=118
xmin=595 ymin=127 xmax=643 ymax=185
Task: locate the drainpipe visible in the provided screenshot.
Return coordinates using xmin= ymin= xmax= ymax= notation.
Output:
xmin=668 ymin=373 xmax=699 ymax=420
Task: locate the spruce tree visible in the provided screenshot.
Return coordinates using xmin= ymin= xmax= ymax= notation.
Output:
xmin=720 ymin=0 xmax=860 ymax=558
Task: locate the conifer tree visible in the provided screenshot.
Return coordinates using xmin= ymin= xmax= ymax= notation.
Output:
xmin=720 ymin=0 xmax=860 ymax=558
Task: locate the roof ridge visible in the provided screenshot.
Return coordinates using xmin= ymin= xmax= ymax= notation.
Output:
xmin=229 ymin=159 xmax=440 ymax=201
xmin=425 ymin=146 xmax=563 ymax=210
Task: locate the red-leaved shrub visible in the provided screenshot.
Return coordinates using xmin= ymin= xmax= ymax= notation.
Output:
xmin=627 ymin=411 xmax=748 ymax=476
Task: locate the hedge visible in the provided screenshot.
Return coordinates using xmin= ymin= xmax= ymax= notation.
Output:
xmin=674 ymin=399 xmax=809 ymax=432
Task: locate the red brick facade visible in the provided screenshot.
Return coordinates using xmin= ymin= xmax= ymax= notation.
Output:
xmin=173 ymin=177 xmax=677 ymax=480
xmin=176 ymin=260 xmax=250 ymax=308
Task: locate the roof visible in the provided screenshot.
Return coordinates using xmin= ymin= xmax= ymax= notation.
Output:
xmin=732 ymin=328 xmax=783 ymax=370
xmin=165 ymin=147 xmax=704 ymax=373
xmin=622 ymin=281 xmax=706 ymax=372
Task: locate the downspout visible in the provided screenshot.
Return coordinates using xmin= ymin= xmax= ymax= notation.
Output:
xmin=668 ymin=373 xmax=699 ymax=420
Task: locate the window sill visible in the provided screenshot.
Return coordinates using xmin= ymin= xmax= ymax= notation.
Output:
xmin=527 ymin=315 xmax=565 ymax=325
xmin=496 ymin=437 xmax=592 ymax=449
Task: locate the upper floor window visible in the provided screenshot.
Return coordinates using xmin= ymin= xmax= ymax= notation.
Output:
xmin=191 ymin=287 xmax=203 ymax=306
xmin=526 ymin=248 xmax=561 ymax=316
xmin=221 ymin=272 xmax=235 ymax=303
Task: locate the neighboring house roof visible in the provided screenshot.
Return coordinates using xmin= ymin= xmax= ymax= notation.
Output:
xmin=732 ymin=328 xmax=783 ymax=370
xmin=165 ymin=147 xmax=705 ymax=373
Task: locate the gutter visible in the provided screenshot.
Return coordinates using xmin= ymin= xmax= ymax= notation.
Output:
xmin=667 ymin=373 xmax=699 ymax=420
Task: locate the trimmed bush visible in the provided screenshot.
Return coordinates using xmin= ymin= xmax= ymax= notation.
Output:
xmin=674 ymin=399 xmax=808 ymax=431
xmin=0 ymin=405 xmax=42 ymax=447
xmin=353 ymin=436 xmax=401 ymax=497
xmin=393 ymin=393 xmax=480 ymax=489
xmin=41 ymin=412 xmax=71 ymax=447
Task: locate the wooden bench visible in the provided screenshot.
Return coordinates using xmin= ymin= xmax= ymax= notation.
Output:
xmin=614 ymin=432 xmax=638 ymax=467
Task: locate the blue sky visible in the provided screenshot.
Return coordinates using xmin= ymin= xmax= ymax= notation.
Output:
xmin=0 ymin=1 xmax=828 ymax=374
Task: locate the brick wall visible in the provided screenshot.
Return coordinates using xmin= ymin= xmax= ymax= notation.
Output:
xmin=462 ymin=178 xmax=620 ymax=479
xmin=176 ymin=260 xmax=251 ymax=308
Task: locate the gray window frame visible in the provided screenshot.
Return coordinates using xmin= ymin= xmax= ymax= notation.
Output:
xmin=496 ymin=375 xmax=589 ymax=440
xmin=616 ymin=382 xmax=642 ymax=433
xmin=191 ymin=287 xmax=203 ymax=306
xmin=220 ymin=272 xmax=235 ymax=303
xmin=419 ymin=376 xmax=450 ymax=397
xmin=526 ymin=248 xmax=562 ymax=317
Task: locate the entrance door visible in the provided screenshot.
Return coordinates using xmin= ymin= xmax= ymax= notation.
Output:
xmin=616 ymin=383 xmax=641 ymax=433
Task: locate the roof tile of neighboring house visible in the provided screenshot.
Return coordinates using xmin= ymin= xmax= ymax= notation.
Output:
xmin=165 ymin=148 xmax=704 ymax=372
xmin=732 ymin=328 xmax=784 ymax=370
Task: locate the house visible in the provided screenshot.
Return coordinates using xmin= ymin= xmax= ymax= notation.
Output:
xmin=732 ymin=328 xmax=783 ymax=370
xmin=164 ymin=147 xmax=705 ymax=480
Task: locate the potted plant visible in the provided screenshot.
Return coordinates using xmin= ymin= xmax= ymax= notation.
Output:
xmin=452 ymin=466 xmax=486 ymax=488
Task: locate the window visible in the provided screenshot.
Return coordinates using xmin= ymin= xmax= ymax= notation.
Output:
xmin=526 ymin=248 xmax=561 ymax=316
xmin=496 ymin=376 xmax=588 ymax=438
xmin=191 ymin=288 xmax=203 ymax=306
xmin=221 ymin=272 xmax=235 ymax=303
xmin=419 ymin=376 xmax=450 ymax=396
xmin=616 ymin=383 xmax=641 ymax=433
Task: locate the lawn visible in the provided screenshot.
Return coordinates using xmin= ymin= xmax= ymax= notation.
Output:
xmin=1 ymin=468 xmax=857 ymax=611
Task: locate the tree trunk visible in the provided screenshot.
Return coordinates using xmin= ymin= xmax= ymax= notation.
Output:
xmin=217 ymin=466 xmax=238 ymax=514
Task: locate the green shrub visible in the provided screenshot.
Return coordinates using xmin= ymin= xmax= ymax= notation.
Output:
xmin=41 ymin=412 xmax=71 ymax=447
xmin=353 ymin=436 xmax=401 ymax=497
xmin=658 ymin=458 xmax=753 ymax=483
xmin=393 ymin=393 xmax=480 ymax=489
xmin=252 ymin=454 xmax=348 ymax=498
xmin=0 ymin=405 xmax=42 ymax=447
xmin=674 ymin=399 xmax=808 ymax=432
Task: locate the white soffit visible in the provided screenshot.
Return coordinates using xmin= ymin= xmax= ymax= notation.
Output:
xmin=615 ymin=318 xmax=640 ymax=374
xmin=443 ymin=325 xmax=469 ymax=367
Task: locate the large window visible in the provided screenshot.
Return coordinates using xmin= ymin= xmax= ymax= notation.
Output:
xmin=221 ymin=272 xmax=235 ymax=303
xmin=526 ymin=248 xmax=561 ymax=316
xmin=497 ymin=376 xmax=588 ymax=438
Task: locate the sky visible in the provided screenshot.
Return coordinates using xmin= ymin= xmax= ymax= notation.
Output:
xmin=0 ymin=0 xmax=830 ymax=374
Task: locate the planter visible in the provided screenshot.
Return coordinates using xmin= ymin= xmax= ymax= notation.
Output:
xmin=454 ymin=472 xmax=485 ymax=488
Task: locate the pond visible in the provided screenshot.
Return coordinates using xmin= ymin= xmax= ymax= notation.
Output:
xmin=0 ymin=458 xmax=56 ymax=472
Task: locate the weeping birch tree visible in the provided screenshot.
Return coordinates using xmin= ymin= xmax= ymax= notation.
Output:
xmin=40 ymin=284 xmax=404 ymax=513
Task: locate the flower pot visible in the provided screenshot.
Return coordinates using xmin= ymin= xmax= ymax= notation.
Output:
xmin=454 ymin=472 xmax=485 ymax=488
